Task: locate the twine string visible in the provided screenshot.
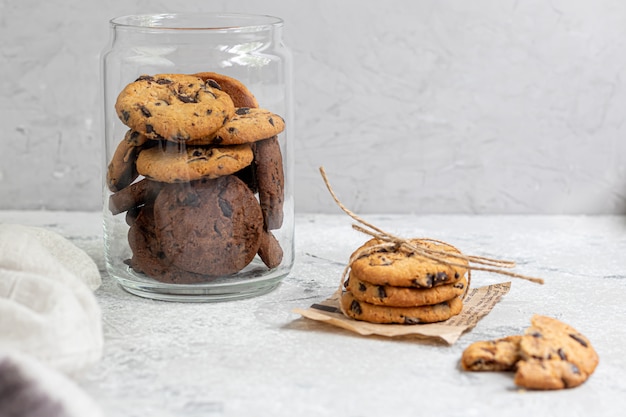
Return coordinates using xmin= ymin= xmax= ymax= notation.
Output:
xmin=319 ymin=166 xmax=545 ymax=297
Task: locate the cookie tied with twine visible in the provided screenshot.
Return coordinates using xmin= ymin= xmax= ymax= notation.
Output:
xmin=318 ymin=167 xmax=544 ymax=323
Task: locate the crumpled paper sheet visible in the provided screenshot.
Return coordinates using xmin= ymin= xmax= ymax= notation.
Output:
xmin=294 ymin=282 xmax=511 ymax=345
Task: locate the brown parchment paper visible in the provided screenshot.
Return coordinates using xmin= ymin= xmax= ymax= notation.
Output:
xmin=293 ymin=282 xmax=511 ymax=345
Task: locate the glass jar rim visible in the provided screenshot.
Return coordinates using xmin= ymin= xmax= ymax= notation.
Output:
xmin=110 ymin=12 xmax=283 ymax=31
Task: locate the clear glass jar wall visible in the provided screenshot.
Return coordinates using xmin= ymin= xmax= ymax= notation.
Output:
xmin=101 ymin=13 xmax=294 ymax=301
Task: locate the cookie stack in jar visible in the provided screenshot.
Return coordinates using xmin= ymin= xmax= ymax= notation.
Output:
xmin=106 ymin=72 xmax=286 ymax=284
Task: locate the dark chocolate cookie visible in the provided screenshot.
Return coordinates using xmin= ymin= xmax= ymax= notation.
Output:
xmin=108 ymin=178 xmax=162 ymax=215
xmin=153 ymin=176 xmax=264 ymax=276
xmin=254 ymin=136 xmax=284 ymax=230
xmin=192 ymin=72 xmax=259 ymax=108
xmin=257 ymin=229 xmax=283 ymax=269
xmin=127 ymin=205 xmax=216 ymax=284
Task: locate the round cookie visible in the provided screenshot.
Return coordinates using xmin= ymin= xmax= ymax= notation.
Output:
xmin=257 ymin=229 xmax=283 ymax=269
xmin=192 ymin=72 xmax=259 ymax=108
xmin=136 ymin=143 xmax=253 ymax=183
xmin=340 ymin=291 xmax=463 ymax=324
xmin=345 ymin=273 xmax=467 ymax=307
xmin=514 ymin=315 xmax=599 ymax=390
xmin=461 ymin=335 xmax=522 ymax=372
xmin=349 ymin=239 xmax=468 ymax=288
xmin=187 ymin=107 xmax=285 ymax=146
xmin=108 ymin=178 xmax=162 ymax=215
xmin=106 ymin=130 xmax=150 ymax=192
xmin=153 ymin=176 xmax=264 ymax=276
xmin=254 ymin=136 xmax=284 ymax=230
xmin=115 ymin=74 xmax=235 ymax=142
xmin=127 ymin=205 xmax=217 ymax=284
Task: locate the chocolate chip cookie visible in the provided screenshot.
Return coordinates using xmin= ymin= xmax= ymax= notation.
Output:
xmin=461 ymin=315 xmax=599 ymax=390
xmin=106 ymin=130 xmax=150 ymax=192
xmin=136 ymin=142 xmax=253 ymax=183
xmin=188 ymin=107 xmax=285 ymax=146
xmin=461 ymin=336 xmax=522 ymax=372
xmin=153 ymin=176 xmax=264 ymax=276
xmin=340 ymin=291 xmax=463 ymax=324
xmin=515 ymin=315 xmax=599 ymax=390
xmin=346 ymin=273 xmax=467 ymax=307
xmin=115 ymin=74 xmax=235 ymax=142
xmin=350 ymin=239 xmax=468 ymax=288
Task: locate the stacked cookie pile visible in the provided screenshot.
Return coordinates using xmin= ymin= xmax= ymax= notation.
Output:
xmin=461 ymin=314 xmax=599 ymax=390
xmin=340 ymin=239 xmax=469 ymax=324
xmin=106 ymin=72 xmax=285 ymax=284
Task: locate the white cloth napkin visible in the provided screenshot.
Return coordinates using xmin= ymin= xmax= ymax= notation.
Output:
xmin=0 ymin=223 xmax=103 ymax=374
xmin=0 ymin=223 xmax=104 ymax=415
xmin=0 ymin=350 xmax=104 ymax=417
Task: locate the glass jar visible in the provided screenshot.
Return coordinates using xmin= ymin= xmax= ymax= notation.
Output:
xmin=100 ymin=13 xmax=294 ymax=302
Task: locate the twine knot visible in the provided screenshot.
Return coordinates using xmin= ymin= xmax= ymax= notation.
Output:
xmin=319 ymin=166 xmax=545 ymax=295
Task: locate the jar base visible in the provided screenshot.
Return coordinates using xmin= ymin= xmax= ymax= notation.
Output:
xmin=108 ymin=263 xmax=287 ymax=302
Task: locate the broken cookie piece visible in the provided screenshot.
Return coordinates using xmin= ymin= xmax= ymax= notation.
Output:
xmin=461 ymin=315 xmax=598 ymax=390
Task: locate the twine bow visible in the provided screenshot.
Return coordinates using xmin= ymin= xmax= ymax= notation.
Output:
xmin=318 ymin=166 xmax=545 ymax=298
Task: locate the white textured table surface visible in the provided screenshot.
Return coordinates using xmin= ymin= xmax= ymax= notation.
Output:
xmin=1 ymin=211 xmax=625 ymax=417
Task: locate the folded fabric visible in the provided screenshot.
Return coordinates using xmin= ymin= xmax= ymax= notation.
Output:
xmin=0 ymin=224 xmax=103 ymax=375
xmin=0 ymin=223 xmax=101 ymax=291
xmin=0 ymin=350 xmax=104 ymax=417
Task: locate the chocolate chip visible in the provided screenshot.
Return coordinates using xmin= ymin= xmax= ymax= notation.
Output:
xmin=145 ymin=124 xmax=154 ymax=134
xmin=212 ymin=136 xmax=223 ymax=144
xmin=377 ymin=285 xmax=387 ymax=298
xmin=136 ymin=75 xmax=154 ymax=82
xmin=155 ymin=78 xmax=172 ymax=85
xmin=268 ymin=117 xmax=275 ymax=126
xmin=570 ymin=363 xmax=581 ymax=375
xmin=404 ymin=317 xmax=421 ymax=324
xmin=350 ymin=300 xmax=362 ymax=315
xmin=121 ymin=110 xmax=130 ymax=122
xmin=358 ymin=283 xmax=366 ymax=292
xmin=455 ymin=272 xmax=460 ymax=279
xmin=177 ymin=94 xmax=196 ymax=103
xmin=228 ymin=127 xmax=237 ymax=134
xmin=207 ymin=79 xmax=221 ymax=90
xmin=425 ymin=273 xmax=436 ymax=287
xmin=191 ymin=149 xmax=204 ymax=157
xmin=569 ymin=334 xmax=588 ymax=348
xmin=530 ymin=331 xmax=542 ymax=338
xmin=434 ymin=271 xmax=448 ymax=284
xmin=236 ymin=107 xmax=251 ymax=115
xmin=218 ymin=199 xmax=233 ymax=217
xmin=207 ymin=109 xmax=213 ymax=115
xmin=181 ymin=192 xmax=200 ymax=207
xmin=140 ymin=105 xmax=151 ymax=118
xmin=557 ymin=348 xmax=567 ymax=361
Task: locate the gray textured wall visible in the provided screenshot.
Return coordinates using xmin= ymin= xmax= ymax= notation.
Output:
xmin=1 ymin=0 xmax=625 ymax=214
